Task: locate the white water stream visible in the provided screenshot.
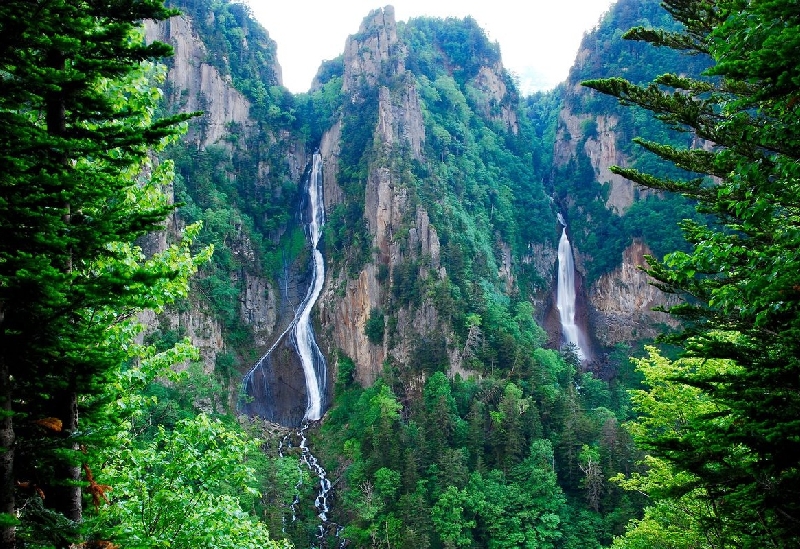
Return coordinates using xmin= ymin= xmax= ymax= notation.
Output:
xmin=243 ymin=153 xmax=338 ymax=544
xmin=556 ymin=215 xmax=588 ymax=361
xmin=242 ymin=152 xmax=327 ymax=420
xmin=293 ymin=152 xmax=327 ymax=420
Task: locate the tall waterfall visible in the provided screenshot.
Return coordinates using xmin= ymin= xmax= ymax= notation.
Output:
xmin=293 ymin=152 xmax=327 ymax=420
xmin=556 ymin=215 xmax=588 ymax=361
xmin=242 ymin=153 xmax=338 ymax=544
xmin=241 ymin=152 xmax=328 ymax=421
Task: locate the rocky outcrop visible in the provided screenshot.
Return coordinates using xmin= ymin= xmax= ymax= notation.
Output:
xmin=523 ymin=242 xmax=558 ymax=288
xmin=319 ymin=6 xmax=447 ymax=386
xmin=145 ymin=17 xmax=252 ymax=148
xmin=588 ymin=115 xmax=638 ymax=213
xmin=498 ymin=241 xmax=514 ymax=292
xmin=144 ymin=14 xmax=297 ymax=379
xmin=376 ymin=79 xmax=426 ymax=160
xmin=239 ymin=273 xmax=278 ymax=347
xmin=139 ymin=305 xmax=224 ymax=373
xmin=342 ymin=6 xmax=404 ymax=93
xmin=554 ymin=86 xmax=642 ymax=214
xmin=471 ymin=62 xmax=519 ymax=134
xmin=553 ymin=79 xmax=669 ymax=351
xmin=589 ymin=239 xmax=679 ymax=345
xmin=321 ymin=265 xmax=386 ymax=386
xmin=320 ymin=120 xmax=344 ymax=210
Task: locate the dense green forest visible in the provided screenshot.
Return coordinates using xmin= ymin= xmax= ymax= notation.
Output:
xmin=2 ymin=0 xmax=799 ymax=548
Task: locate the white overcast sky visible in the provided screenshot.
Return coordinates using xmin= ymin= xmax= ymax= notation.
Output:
xmin=245 ymin=0 xmax=617 ymax=96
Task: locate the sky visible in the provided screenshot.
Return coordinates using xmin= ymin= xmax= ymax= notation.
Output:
xmin=245 ymin=0 xmax=617 ymax=96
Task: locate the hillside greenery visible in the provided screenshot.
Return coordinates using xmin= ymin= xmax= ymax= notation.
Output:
xmin=585 ymin=0 xmax=800 ymax=545
xmin=5 ymin=0 xmax=798 ymax=547
xmin=275 ymin=12 xmax=648 ymax=549
xmin=153 ymin=0 xmax=308 ymax=375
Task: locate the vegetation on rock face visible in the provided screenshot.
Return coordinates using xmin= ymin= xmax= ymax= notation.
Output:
xmin=554 ymin=0 xmax=712 ymax=283
xmin=156 ymin=0 xmax=306 ymax=372
xmin=286 ymin=12 xmax=647 ymax=549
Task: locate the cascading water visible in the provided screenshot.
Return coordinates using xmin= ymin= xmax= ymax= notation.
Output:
xmin=279 ymin=427 xmax=341 ymax=545
xmin=242 ymin=152 xmax=328 ymax=421
xmin=241 ymin=153 xmax=339 ymax=544
xmin=293 ymin=152 xmax=327 ymax=421
xmin=556 ymin=214 xmax=588 ymax=361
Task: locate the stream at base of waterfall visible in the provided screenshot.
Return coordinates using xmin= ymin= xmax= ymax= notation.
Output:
xmin=241 ymin=153 xmax=340 ymax=546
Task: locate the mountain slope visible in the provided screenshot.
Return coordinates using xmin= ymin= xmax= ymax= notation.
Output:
xmin=137 ymin=2 xmax=704 ymax=545
xmin=551 ymin=0 xmax=710 ymax=346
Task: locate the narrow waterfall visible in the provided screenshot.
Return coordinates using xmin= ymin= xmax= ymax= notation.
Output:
xmin=556 ymin=215 xmax=588 ymax=361
xmin=242 ymin=153 xmax=338 ymax=544
xmin=241 ymin=152 xmax=328 ymax=421
xmin=293 ymin=152 xmax=327 ymax=420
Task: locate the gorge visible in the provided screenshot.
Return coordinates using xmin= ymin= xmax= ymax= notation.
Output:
xmin=140 ymin=0 xmax=694 ymax=546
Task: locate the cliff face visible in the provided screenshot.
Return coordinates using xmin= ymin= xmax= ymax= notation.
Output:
xmin=147 ymin=0 xmax=692 ymax=416
xmin=552 ymin=83 xmax=673 ymax=348
xmin=313 ymin=7 xmax=548 ymax=387
xmin=471 ymin=62 xmax=520 ymax=135
xmin=549 ymin=0 xmax=699 ymax=348
xmin=589 ymin=240 xmax=679 ymax=345
xmin=342 ymin=6 xmax=404 ymax=94
xmin=146 ymin=17 xmax=252 ymax=148
xmin=319 ymin=7 xmax=439 ymax=386
xmin=554 ymin=86 xmax=641 ymax=214
xmin=145 ymin=12 xmax=301 ymax=379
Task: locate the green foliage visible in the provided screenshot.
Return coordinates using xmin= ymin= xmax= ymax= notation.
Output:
xmin=317 ymin=355 xmax=643 ymax=548
xmin=364 ymin=309 xmax=386 ymax=345
xmin=95 ymin=414 xmax=289 ymax=549
xmin=0 ymin=1 xmax=215 ymax=544
xmin=586 ymin=0 xmax=800 ymax=544
xmin=294 ymin=58 xmax=344 ymax=144
xmin=168 ymin=0 xmax=290 ymax=123
xmin=323 ymin=84 xmax=378 ymax=274
xmin=81 ymin=338 xmax=291 ymax=548
xmin=146 ymin=1 xmax=311 ymax=370
xmin=402 ymin=16 xmax=501 ymax=84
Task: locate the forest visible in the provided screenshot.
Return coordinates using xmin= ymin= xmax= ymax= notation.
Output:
xmin=1 ymin=0 xmax=798 ymax=548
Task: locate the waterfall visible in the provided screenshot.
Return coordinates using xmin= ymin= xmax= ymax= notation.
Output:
xmin=279 ymin=427 xmax=342 ymax=545
xmin=556 ymin=216 xmax=588 ymax=361
xmin=293 ymin=152 xmax=327 ymax=420
xmin=242 ymin=153 xmax=340 ymax=544
xmin=241 ymin=152 xmax=327 ymax=421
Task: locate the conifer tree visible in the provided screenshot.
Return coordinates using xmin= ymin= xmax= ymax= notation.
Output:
xmin=0 ymin=1 xmax=197 ymax=546
xmin=584 ymin=0 xmax=800 ymax=544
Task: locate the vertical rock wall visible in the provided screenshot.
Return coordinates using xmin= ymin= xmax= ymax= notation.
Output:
xmin=144 ymin=14 xmax=298 ymax=377
xmin=145 ymin=17 xmax=252 ymax=149
xmin=318 ymin=7 xmax=449 ymax=386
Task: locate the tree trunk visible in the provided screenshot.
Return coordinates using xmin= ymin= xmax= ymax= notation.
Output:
xmin=47 ymin=389 xmax=82 ymax=525
xmin=44 ymin=48 xmax=83 ymax=535
xmin=0 ymin=307 xmax=16 ymax=549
